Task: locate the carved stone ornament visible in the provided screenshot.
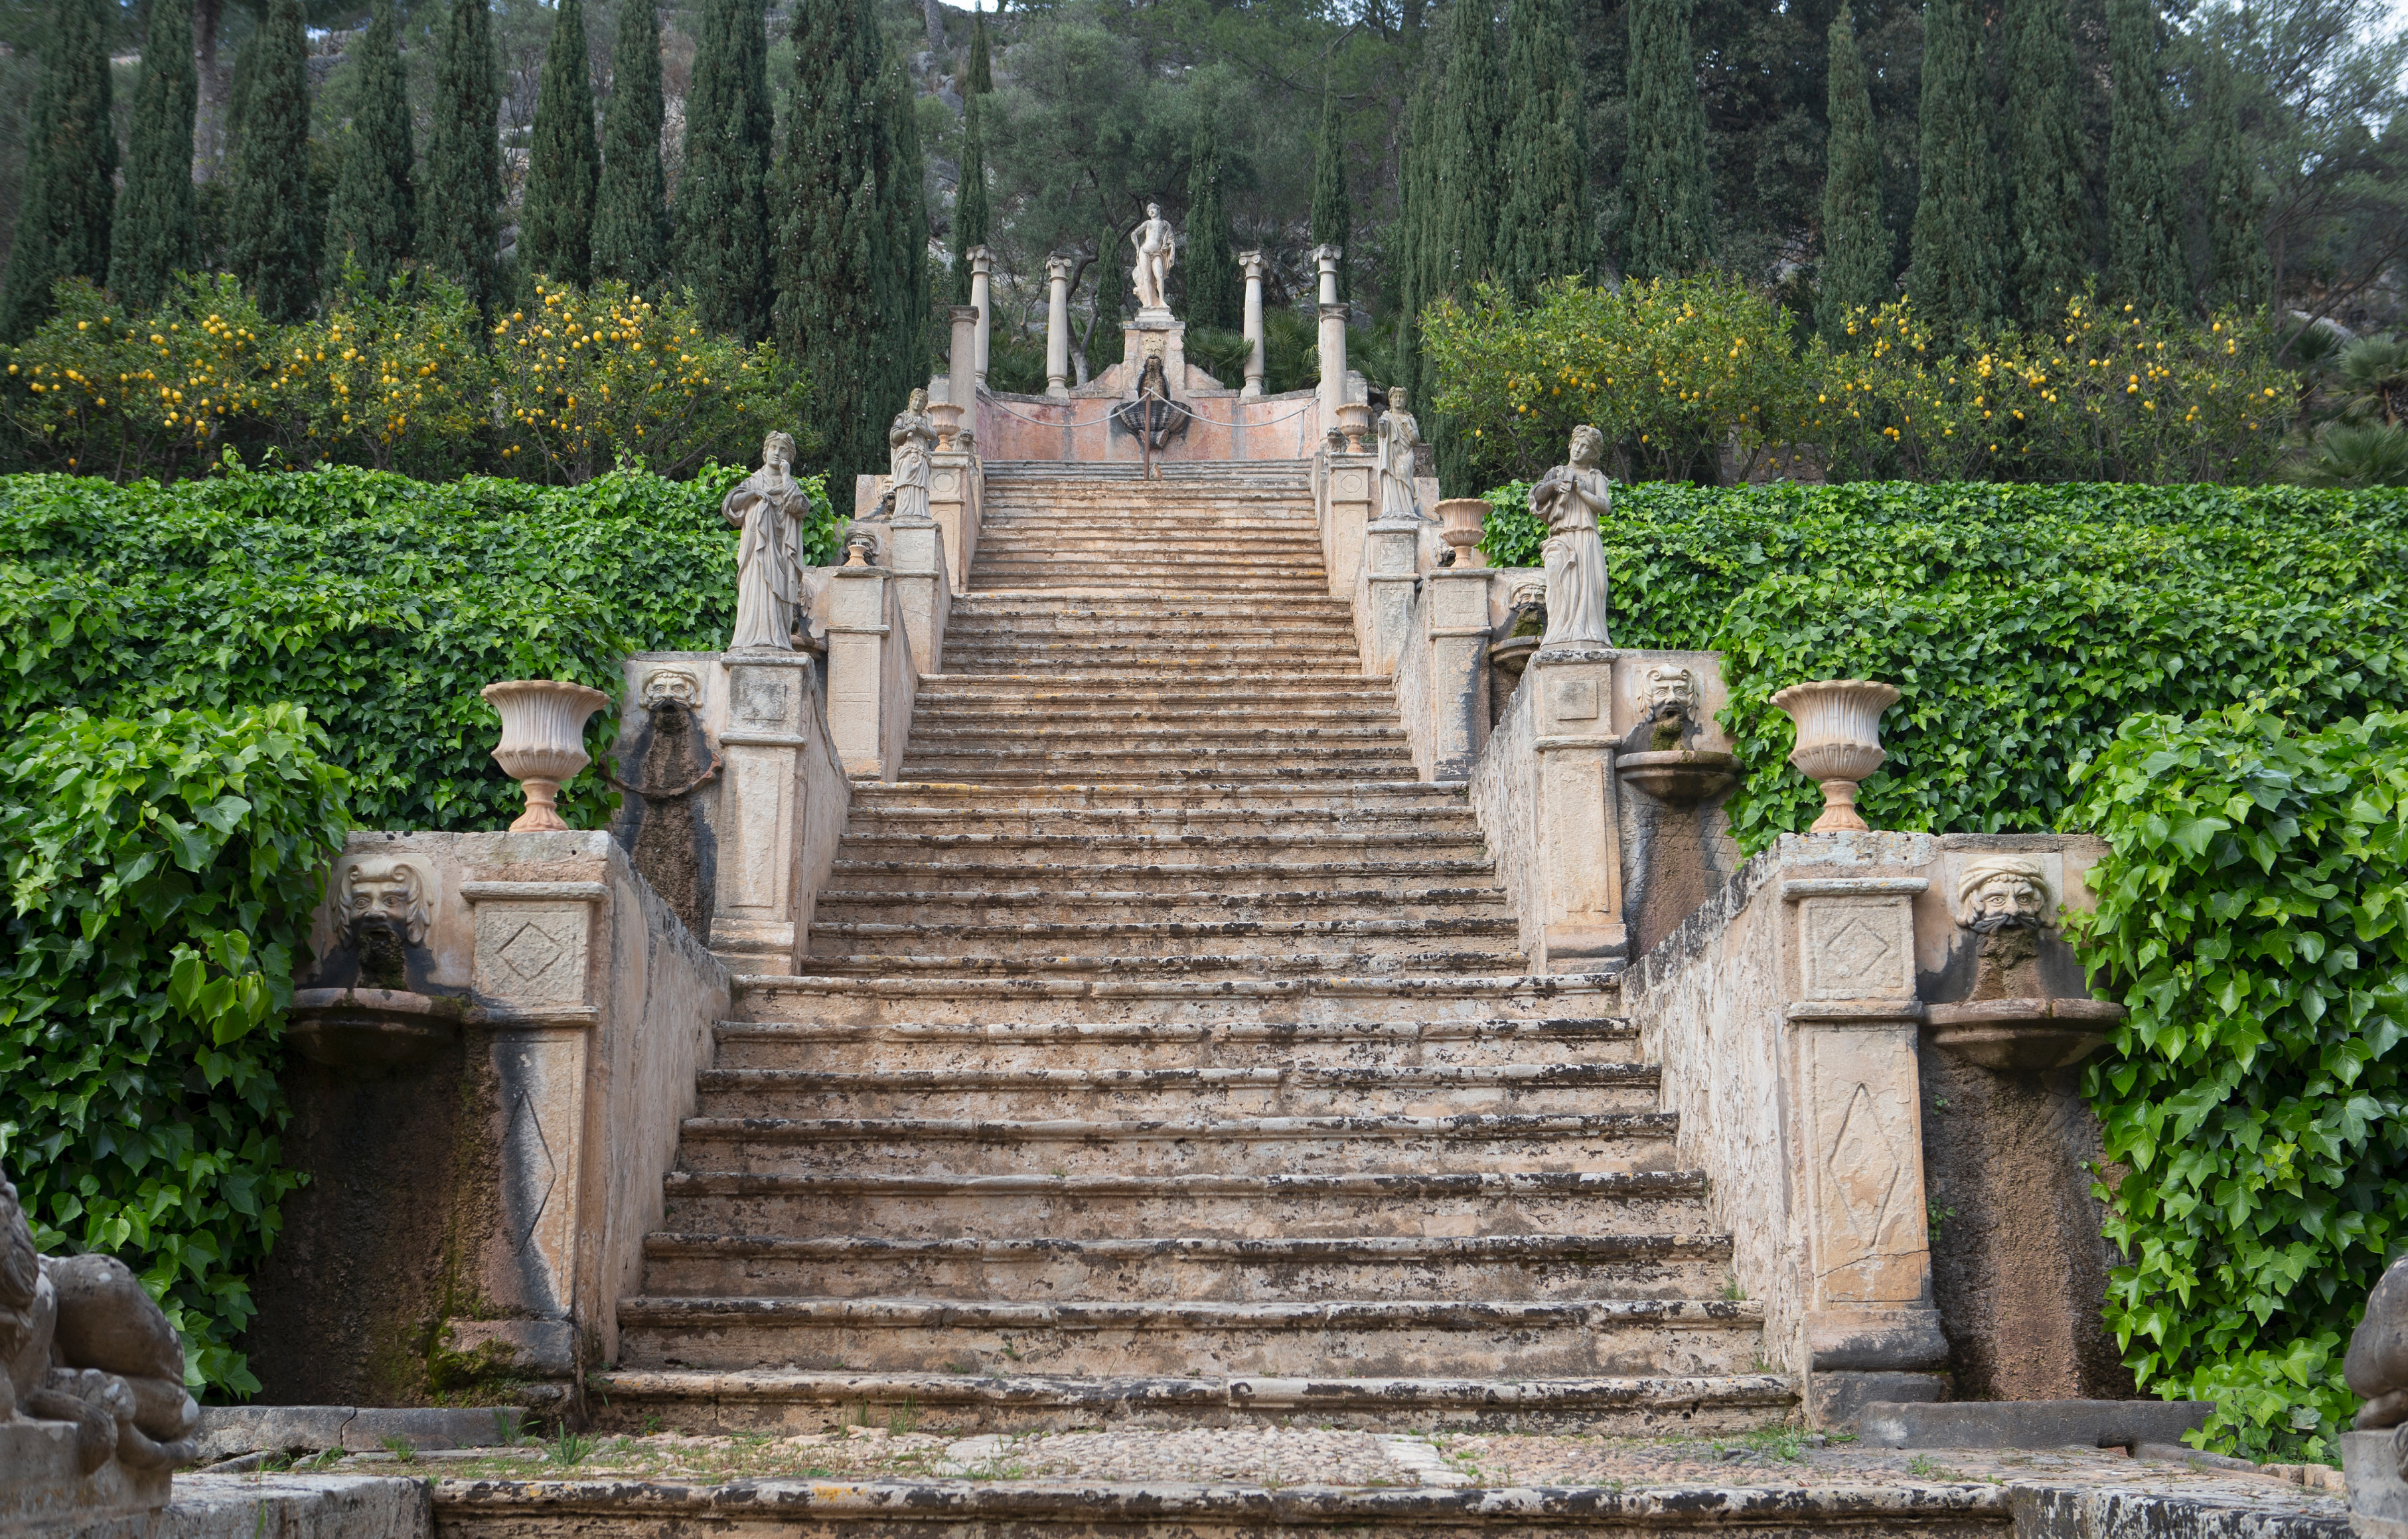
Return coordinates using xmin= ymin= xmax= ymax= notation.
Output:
xmin=1617 ymin=663 xmax=1737 ymax=808
xmin=338 ymin=854 xmax=434 ymax=949
xmin=1923 ymin=854 xmax=2120 ymax=1072
xmin=1529 ymin=426 xmax=1612 ymax=648
xmin=483 ymin=680 xmax=611 ymax=833
xmin=723 ymin=430 xmax=809 ymax=651
xmin=640 ymin=667 xmax=701 ymax=710
xmin=1130 ymin=202 xmax=1177 ymax=314
xmin=1769 ymin=679 xmax=1900 ymax=833
xmin=1 ymin=1165 xmax=200 ymax=1477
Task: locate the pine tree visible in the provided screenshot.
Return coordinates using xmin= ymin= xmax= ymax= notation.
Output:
xmin=1907 ymin=0 xmax=2005 ymax=329
xmin=968 ymin=8 xmax=992 ymax=95
xmin=111 ymin=0 xmax=198 ymax=313
xmin=1497 ymin=0 xmax=1595 ymax=301
xmin=327 ymin=0 xmax=417 ymax=292
xmin=1818 ymin=3 xmax=1890 ymax=340
xmin=2003 ymin=0 xmax=2087 ymax=321
xmin=1622 ymin=0 xmax=1714 ymax=279
xmin=594 ymin=0 xmax=671 ymax=288
xmin=775 ymin=0 xmax=925 ymax=489
xmin=520 ymin=0 xmax=601 ymax=287
xmin=423 ymin=0 xmax=504 ymax=311
xmin=2201 ymin=50 xmax=2269 ymax=310
xmin=1183 ymin=114 xmax=1239 ymax=329
xmin=679 ymin=0 xmax=775 ymax=340
xmin=229 ymin=0 xmax=317 ymax=321
xmin=2105 ymin=0 xmax=2190 ymax=312
xmin=1310 ymin=82 xmax=1353 ymax=302
xmin=1432 ymin=0 xmax=1505 ymax=293
xmin=0 ymin=0 xmax=115 ymax=341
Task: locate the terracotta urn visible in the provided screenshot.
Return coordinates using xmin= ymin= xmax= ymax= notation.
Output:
xmin=1768 ymin=679 xmax=1900 ymax=833
xmin=1333 ymin=401 xmax=1373 ymax=453
xmin=483 ymin=679 xmax=611 ymax=832
xmin=927 ymin=401 xmax=964 ymax=450
xmin=1436 ymin=498 xmax=1488 ymax=568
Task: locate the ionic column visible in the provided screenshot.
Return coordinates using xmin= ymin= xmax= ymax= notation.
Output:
xmin=969 ymin=246 xmax=993 ymax=386
xmin=1239 ymin=250 xmax=1267 ymax=398
xmin=946 ymin=305 xmax=978 ymax=408
xmin=1313 ymin=244 xmax=1346 ymax=436
xmin=1045 ymin=255 xmax=1075 ymax=398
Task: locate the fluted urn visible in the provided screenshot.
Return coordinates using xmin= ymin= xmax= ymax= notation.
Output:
xmin=482 ymin=679 xmax=611 ymax=832
xmin=927 ymin=401 xmax=964 ymax=451
xmin=1769 ymin=679 xmax=1901 ymax=833
xmin=1436 ymin=498 xmax=1488 ymax=568
xmin=1333 ymin=401 xmax=1373 ymax=453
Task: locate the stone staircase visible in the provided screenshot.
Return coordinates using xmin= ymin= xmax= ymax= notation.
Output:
xmin=595 ymin=461 xmax=1794 ymax=1434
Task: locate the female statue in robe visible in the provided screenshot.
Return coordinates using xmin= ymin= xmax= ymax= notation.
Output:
xmin=1527 ymin=424 xmax=1612 ymax=647
xmin=888 ymin=388 xmax=937 ymax=523
xmin=723 ymin=430 xmax=808 ymax=650
xmin=1376 ymin=388 xmax=1424 ymax=522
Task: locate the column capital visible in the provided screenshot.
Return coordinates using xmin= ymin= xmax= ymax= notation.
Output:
xmin=1045 ymin=253 xmax=1077 ymax=283
xmin=947 ymin=304 xmax=980 ymax=324
xmin=968 ymin=245 xmax=992 ymax=276
xmin=1239 ymin=250 xmax=1268 ymax=279
xmin=1311 ymin=243 xmax=1342 ymax=270
xmin=1319 ymin=301 xmax=1350 ymax=322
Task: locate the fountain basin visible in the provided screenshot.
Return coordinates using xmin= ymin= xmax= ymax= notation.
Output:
xmin=287 ymin=988 xmax=469 ymax=1069
xmin=1923 ymin=996 xmax=2125 ymax=1072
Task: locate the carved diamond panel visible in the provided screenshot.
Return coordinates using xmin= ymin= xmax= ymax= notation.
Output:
xmin=473 ymin=904 xmax=589 ymax=1003
xmin=1798 ymin=898 xmax=1914 ymax=999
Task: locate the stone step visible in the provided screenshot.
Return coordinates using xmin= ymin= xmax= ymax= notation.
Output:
xmin=898 ymin=743 xmax=1416 ymax=770
xmin=937 ymin=644 xmax=1367 ymax=668
xmin=636 ymin=1230 xmax=1724 ymax=1303
xmin=691 ymin=1062 xmax=1650 ymax=1120
xmin=849 ymin=784 xmax=1460 ymax=815
xmin=941 ymin=615 xmax=1357 ymax=637
xmin=708 ymin=1017 xmax=1639 ymax=1073
xmin=583 ymin=1366 xmax=1799 ymax=1435
xmin=910 ymin=706 xmax=1404 ymax=731
xmin=671 ymin=1111 xmax=1675 ymax=1179
xmin=901 ymin=728 xmax=1414 ymax=754
xmin=808 ymin=918 xmax=1521 ymax=964
xmin=830 ymin=812 xmax=1484 ymax=844
xmin=812 ymin=887 xmax=1507 ymax=924
xmin=728 ymin=971 xmax=1620 ymax=1026
xmin=612 ymin=1295 xmax=1768 ymax=1380
xmin=659 ymin=1169 xmax=1700 ymax=1242
xmin=890 ymin=764 xmax=1424 ymax=789
xmin=821 ymin=863 xmax=1501 ymax=898
xmin=915 ymin=669 xmax=1380 ymax=688
xmin=948 ymin=595 xmax=1352 ymax=616
xmin=794 ymin=947 xmax=1529 ymax=979
xmin=966 ymin=563 xmax=1329 ymax=581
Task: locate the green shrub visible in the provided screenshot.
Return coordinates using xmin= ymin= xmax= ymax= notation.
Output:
xmin=1472 ymin=480 xmax=2408 ymax=849
xmin=0 ymin=461 xmax=839 ymax=832
xmin=0 ymin=704 xmax=350 ymax=1397
xmin=2071 ymin=707 xmax=2408 ymax=1462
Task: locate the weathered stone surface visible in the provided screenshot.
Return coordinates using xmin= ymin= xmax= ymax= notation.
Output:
xmin=1858 ymin=1401 xmax=2214 ymax=1450
xmin=2343 ymin=1428 xmax=2408 ymax=1539
xmin=44 ymin=1473 xmax=433 ymax=1539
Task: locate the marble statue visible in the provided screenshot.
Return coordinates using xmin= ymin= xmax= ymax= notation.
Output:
xmin=1131 ymin=203 xmax=1176 ymax=314
xmin=1377 ymin=389 xmax=1424 ymax=523
xmin=1 ymin=1165 xmax=199 ymax=1475
xmin=722 ymin=430 xmax=809 ymax=651
xmin=887 ymin=388 xmax=937 ymax=524
xmin=1527 ymin=424 xmax=1613 ymax=648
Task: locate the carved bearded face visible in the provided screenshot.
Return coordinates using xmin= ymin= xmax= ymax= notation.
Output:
xmin=1955 ymin=858 xmax=2056 ymax=932
xmin=339 ymin=857 xmax=433 ymax=946
xmin=1642 ymin=665 xmax=1698 ymax=715
xmin=642 ymin=669 xmax=701 ymax=709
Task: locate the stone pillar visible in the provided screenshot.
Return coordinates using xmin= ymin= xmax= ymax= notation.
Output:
xmin=882 ymin=503 xmax=952 ymax=675
xmin=1045 ymin=255 xmax=1075 ymax=399
xmin=710 ymin=653 xmax=823 ymax=963
xmin=1319 ymin=449 xmax=1375 ymax=608
xmin=968 ymin=247 xmax=993 ymax=386
xmin=1361 ymin=511 xmax=1422 ymax=679
xmin=1239 ymin=250 xmax=1267 ymax=398
xmin=824 ymin=564 xmax=915 ymax=780
xmin=924 ymin=449 xmax=980 ymax=603
xmin=1777 ymin=874 xmax=1950 ymax=1425
xmin=1523 ymin=647 xmax=1627 ymax=971
xmin=946 ymin=305 xmax=979 ymax=409
xmin=1420 ymin=568 xmax=1495 ymax=778
xmin=1315 ymin=244 xmax=1341 ymax=307
xmin=1313 ymin=244 xmax=1345 ymax=439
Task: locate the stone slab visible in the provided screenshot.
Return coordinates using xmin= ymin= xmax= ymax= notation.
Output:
xmin=194 ymin=1406 xmax=525 ymax=1460
xmin=2012 ymin=1481 xmax=2348 ymax=1539
xmin=37 ymin=1473 xmax=433 ymax=1538
xmin=2344 ymin=1429 xmax=2408 ymax=1539
xmin=1813 ymin=1371 xmax=1949 ymax=1428
xmin=1860 ymin=1401 xmax=2215 ymax=1450
xmin=0 ymin=1420 xmax=172 ymax=1532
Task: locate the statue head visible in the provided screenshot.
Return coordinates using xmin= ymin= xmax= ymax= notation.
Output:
xmin=1391 ymin=388 xmax=1410 ymax=413
xmin=1147 ymin=202 xmax=1162 ymax=219
xmin=1955 ymin=856 xmax=2057 ymax=933
xmin=1509 ymin=578 xmax=1546 ymax=609
xmin=761 ymin=430 xmax=794 ymax=469
xmin=1569 ymin=424 xmax=1606 ymax=467
xmin=339 ymin=855 xmax=434 ymax=948
xmin=1641 ymin=664 xmax=1700 ymax=718
xmin=906 ymin=386 xmax=928 ymax=414
xmin=641 ymin=668 xmax=701 ymax=710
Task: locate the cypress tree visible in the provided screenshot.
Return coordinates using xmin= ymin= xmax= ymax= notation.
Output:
xmin=0 ymin=0 xmax=115 ymax=341
xmin=968 ymin=9 xmax=992 ymax=95
xmin=229 ymin=0 xmax=317 ymax=321
xmin=1432 ymin=0 xmax=1505 ymax=293
xmin=679 ymin=0 xmax=775 ymax=341
xmin=1497 ymin=0 xmax=1595 ymax=301
xmin=1310 ymin=82 xmax=1353 ymax=303
xmin=1907 ymin=0 xmax=2005 ymax=329
xmin=520 ymin=0 xmax=601 ymax=287
xmin=949 ymin=100 xmax=990 ymax=305
xmin=1818 ymin=3 xmax=1890 ymax=340
xmin=1393 ymin=72 xmax=1440 ymax=418
xmin=423 ymin=0 xmax=504 ymax=311
xmin=2201 ymin=51 xmax=2268 ymax=310
xmin=2105 ymin=0 xmax=2189 ymax=311
xmin=594 ymin=0 xmax=671 ymax=288
xmin=2003 ymin=0 xmax=2087 ymax=321
xmin=775 ymin=0 xmax=923 ymax=489
xmin=1183 ymin=114 xmax=1239 ymax=330
xmin=1621 ymin=0 xmax=1714 ymax=280
xmin=327 ymin=0 xmax=417 ymax=293
xmin=112 ymin=0 xmax=198 ymax=313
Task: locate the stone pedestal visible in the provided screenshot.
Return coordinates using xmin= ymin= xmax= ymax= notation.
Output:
xmin=2347 ymin=1429 xmax=2408 ymax=1539
xmin=712 ymin=652 xmax=825 ymax=961
xmin=1416 ymin=567 xmax=1495 ymax=779
xmin=1525 ymin=648 xmax=1627 ymax=970
xmin=1120 ymin=311 xmax=1186 ymax=382
xmin=1359 ymin=513 xmax=1422 ymax=679
xmin=925 ymin=454 xmax=981 ymax=603
xmin=1 ymin=1421 xmax=171 ymax=1532
xmin=882 ymin=513 xmax=952 ymax=673
xmin=1319 ymin=451 xmax=1375 ymax=613
xmin=825 ymin=564 xmax=915 ymax=781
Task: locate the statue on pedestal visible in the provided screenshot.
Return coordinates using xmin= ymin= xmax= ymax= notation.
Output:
xmin=1528 ymin=424 xmax=1613 ymax=648
xmin=1377 ymin=388 xmax=1425 ymax=523
xmin=887 ymin=387 xmax=937 ymax=524
xmin=722 ymin=430 xmax=808 ymax=651
xmin=1130 ymin=203 xmax=1176 ymax=315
